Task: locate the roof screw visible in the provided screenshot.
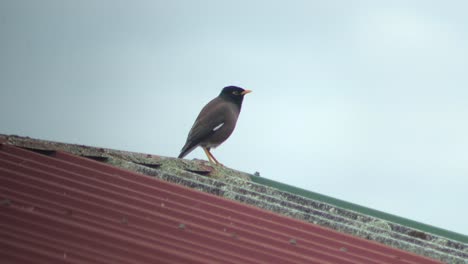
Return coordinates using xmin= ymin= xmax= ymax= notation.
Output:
xmin=340 ymin=247 xmax=348 ymax=252
xmin=178 ymin=223 xmax=186 ymax=230
xmin=289 ymin=239 xmax=297 ymax=245
xmin=231 ymin=232 xmax=238 ymax=239
xmin=0 ymin=199 xmax=11 ymax=207
xmin=121 ymin=217 xmax=128 ymax=225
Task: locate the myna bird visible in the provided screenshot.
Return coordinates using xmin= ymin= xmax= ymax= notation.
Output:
xmin=178 ymin=86 xmax=252 ymax=164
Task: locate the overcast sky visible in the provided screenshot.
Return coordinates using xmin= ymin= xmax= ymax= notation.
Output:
xmin=1 ymin=1 xmax=467 ymax=235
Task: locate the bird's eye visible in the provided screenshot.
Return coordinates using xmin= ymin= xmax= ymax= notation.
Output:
xmin=232 ymin=91 xmax=240 ymax=95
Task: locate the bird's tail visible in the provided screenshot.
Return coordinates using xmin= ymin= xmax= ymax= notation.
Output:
xmin=178 ymin=142 xmax=196 ymax=159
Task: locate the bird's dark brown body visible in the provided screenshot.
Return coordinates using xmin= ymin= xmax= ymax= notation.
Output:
xmin=178 ymin=86 xmax=251 ymax=164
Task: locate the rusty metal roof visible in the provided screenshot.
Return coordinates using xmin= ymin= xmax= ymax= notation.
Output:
xmin=1 ymin=135 xmax=466 ymax=263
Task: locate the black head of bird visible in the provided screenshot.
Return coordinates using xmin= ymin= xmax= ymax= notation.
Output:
xmin=178 ymin=86 xmax=252 ymax=165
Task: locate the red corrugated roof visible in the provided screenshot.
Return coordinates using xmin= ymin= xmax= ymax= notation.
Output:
xmin=0 ymin=143 xmax=442 ymax=264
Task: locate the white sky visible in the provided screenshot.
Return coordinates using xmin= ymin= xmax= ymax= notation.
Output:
xmin=1 ymin=1 xmax=467 ymax=235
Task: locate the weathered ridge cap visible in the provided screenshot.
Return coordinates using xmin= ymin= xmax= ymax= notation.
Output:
xmin=0 ymin=134 xmax=251 ymax=181
xmin=1 ymin=134 xmax=467 ymax=263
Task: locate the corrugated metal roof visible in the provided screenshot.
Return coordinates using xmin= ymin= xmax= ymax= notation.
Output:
xmin=2 ymin=135 xmax=466 ymax=263
xmin=0 ymin=142 xmax=445 ymax=264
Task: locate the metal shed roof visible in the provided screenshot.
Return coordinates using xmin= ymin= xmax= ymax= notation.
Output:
xmin=0 ymin=141 xmax=448 ymax=263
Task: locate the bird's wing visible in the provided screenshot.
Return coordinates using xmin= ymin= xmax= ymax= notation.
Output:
xmin=179 ymin=98 xmax=227 ymax=157
xmin=187 ymin=98 xmax=227 ymax=144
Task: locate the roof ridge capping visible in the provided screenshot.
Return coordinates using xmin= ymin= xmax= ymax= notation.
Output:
xmin=1 ymin=134 xmax=467 ymax=263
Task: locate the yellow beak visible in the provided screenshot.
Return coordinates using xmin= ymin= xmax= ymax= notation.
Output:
xmin=241 ymin=90 xmax=252 ymax=95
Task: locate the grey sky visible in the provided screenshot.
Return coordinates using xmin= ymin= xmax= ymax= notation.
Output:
xmin=1 ymin=1 xmax=467 ymax=235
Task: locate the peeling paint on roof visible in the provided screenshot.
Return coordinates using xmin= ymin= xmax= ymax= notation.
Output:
xmin=1 ymin=134 xmax=467 ymax=263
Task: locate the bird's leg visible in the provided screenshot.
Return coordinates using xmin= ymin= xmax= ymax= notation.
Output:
xmin=207 ymin=150 xmax=221 ymax=165
xmin=203 ymin=147 xmax=222 ymax=165
xmin=203 ymin=147 xmax=216 ymax=164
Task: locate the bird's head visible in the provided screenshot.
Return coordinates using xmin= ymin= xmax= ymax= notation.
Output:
xmin=219 ymin=86 xmax=252 ymax=105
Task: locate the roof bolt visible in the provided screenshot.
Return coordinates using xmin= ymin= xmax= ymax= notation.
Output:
xmin=231 ymin=232 xmax=238 ymax=239
xmin=178 ymin=223 xmax=186 ymax=230
xmin=340 ymin=247 xmax=348 ymax=252
xmin=0 ymin=199 xmax=11 ymax=207
xmin=121 ymin=217 xmax=128 ymax=225
xmin=289 ymin=239 xmax=297 ymax=245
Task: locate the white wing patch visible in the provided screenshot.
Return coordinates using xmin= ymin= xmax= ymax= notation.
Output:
xmin=213 ymin=122 xmax=224 ymax=132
